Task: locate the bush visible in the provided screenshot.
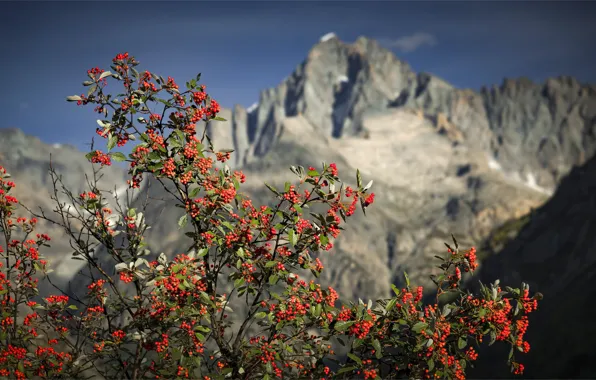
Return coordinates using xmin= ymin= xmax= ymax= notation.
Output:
xmin=0 ymin=53 xmax=541 ymax=380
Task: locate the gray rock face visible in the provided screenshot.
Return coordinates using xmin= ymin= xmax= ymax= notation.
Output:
xmin=216 ymin=35 xmax=596 ymax=196
xmin=215 ymin=35 xmax=420 ymax=164
xmin=393 ymin=75 xmax=596 ymax=190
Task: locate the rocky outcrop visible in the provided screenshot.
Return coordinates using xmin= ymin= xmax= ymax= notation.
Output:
xmin=394 ymin=75 xmax=596 ymax=190
xmin=215 ymin=35 xmax=596 ymax=197
xmin=210 ymin=35 xmax=420 ymax=165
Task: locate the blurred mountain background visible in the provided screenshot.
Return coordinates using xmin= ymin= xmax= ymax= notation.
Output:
xmin=1 ymin=2 xmax=595 ymax=378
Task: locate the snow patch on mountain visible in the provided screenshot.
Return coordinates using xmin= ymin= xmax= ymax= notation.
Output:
xmin=320 ymin=32 xmax=337 ymax=42
xmin=247 ymin=102 xmax=258 ymax=113
xmin=487 ymin=156 xmax=502 ymax=171
xmin=525 ymin=172 xmax=553 ymax=195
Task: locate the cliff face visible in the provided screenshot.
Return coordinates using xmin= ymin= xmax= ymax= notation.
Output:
xmin=397 ymin=75 xmax=596 ymax=190
xmin=206 ymin=35 xmax=596 ymax=195
xmin=471 ymin=154 xmax=596 ymax=379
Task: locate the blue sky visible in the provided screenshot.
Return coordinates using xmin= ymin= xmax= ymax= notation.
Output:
xmin=1 ymin=1 xmax=595 ymax=151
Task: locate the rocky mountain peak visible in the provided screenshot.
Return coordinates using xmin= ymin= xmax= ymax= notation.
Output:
xmin=200 ymin=36 xmax=595 ymax=196
xmin=209 ymin=35 xmax=421 ymax=166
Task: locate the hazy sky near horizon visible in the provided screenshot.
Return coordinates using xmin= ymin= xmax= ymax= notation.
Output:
xmin=1 ymin=1 xmax=595 ymax=150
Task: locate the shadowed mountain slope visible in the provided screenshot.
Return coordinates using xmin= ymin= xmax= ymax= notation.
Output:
xmin=471 ymin=154 xmax=596 ymax=379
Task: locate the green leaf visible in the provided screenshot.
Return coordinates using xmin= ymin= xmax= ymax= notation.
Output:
xmin=99 ymin=71 xmax=112 ymax=80
xmin=234 ymin=278 xmax=245 ymax=288
xmin=356 ymin=169 xmax=362 ymax=188
xmin=404 ymin=271 xmax=410 ymax=288
xmin=489 ymin=330 xmax=497 ymax=346
xmin=412 ymin=322 xmax=428 ymax=333
xmin=288 ymin=229 xmax=297 ymax=247
xmin=169 ymin=137 xmax=182 ymax=148
xmin=265 ymin=261 xmax=277 ymax=268
xmin=269 ymin=275 xmax=278 ymax=285
xmin=264 ymin=183 xmax=280 ymax=196
xmin=189 ymin=186 xmax=201 ymax=198
xmin=178 ymin=214 xmax=188 ymax=229
xmin=337 ymin=366 xmax=356 ymax=374
xmin=67 ymin=304 xmax=78 ymax=310
xmin=442 ymin=304 xmax=451 ymax=317
xmin=386 ymin=298 xmax=397 ymax=312
xmin=391 ymin=284 xmax=401 ymax=297
xmin=334 ymin=321 xmax=355 ymax=332
xmin=110 ymin=152 xmax=127 ymax=162
xmin=212 ymin=116 xmax=227 ymax=121
xmin=458 ymin=336 xmax=467 ymax=349
xmin=107 ymin=134 xmax=118 ymax=152
xmin=347 ymin=353 xmax=362 ymax=365
xmin=195 ymin=325 xmax=210 ymax=333
xmin=372 ymin=339 xmax=382 ymax=359
xmin=428 ymin=358 xmax=435 ymax=371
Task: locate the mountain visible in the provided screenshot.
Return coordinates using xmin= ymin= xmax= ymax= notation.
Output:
xmin=177 ymin=33 xmax=595 ymax=297
xmin=1 ymin=33 xmax=595 ymax=376
xmin=208 ymin=34 xmax=596 ymax=193
xmin=470 ymin=153 xmax=596 ymax=379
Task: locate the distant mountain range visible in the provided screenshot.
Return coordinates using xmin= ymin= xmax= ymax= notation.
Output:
xmin=1 ymin=34 xmax=595 ymax=377
xmin=210 ymin=34 xmax=596 ymax=192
